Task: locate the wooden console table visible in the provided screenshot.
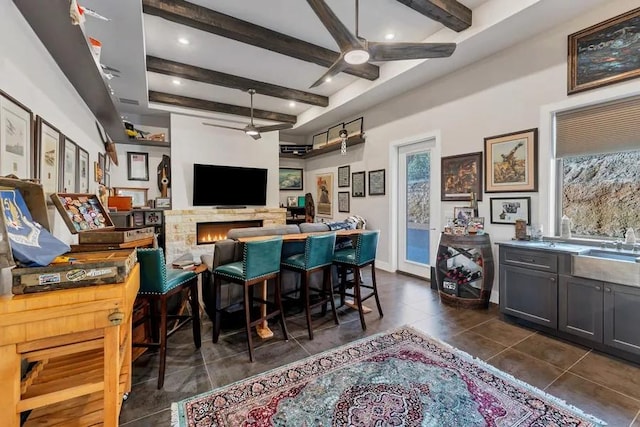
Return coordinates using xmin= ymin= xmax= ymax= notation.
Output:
xmin=0 ymin=264 xmax=140 ymax=426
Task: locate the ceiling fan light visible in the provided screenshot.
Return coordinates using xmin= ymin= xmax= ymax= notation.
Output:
xmin=344 ymin=49 xmax=370 ymax=65
xmin=245 ymin=128 xmax=259 ymax=136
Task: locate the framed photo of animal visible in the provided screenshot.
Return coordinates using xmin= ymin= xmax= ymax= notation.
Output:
xmin=484 ymin=128 xmax=538 ymax=193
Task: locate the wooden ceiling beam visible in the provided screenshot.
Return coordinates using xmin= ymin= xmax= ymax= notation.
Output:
xmin=142 ymin=0 xmax=379 ymax=81
xmin=396 ymin=0 xmax=472 ymax=32
xmin=146 ymin=56 xmax=329 ymax=107
xmin=148 ymin=91 xmax=298 ymax=124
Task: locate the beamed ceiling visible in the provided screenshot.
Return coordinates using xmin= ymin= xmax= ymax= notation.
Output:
xmin=79 ymin=0 xmax=611 ymax=140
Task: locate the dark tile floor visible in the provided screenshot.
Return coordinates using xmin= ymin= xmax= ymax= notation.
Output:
xmin=120 ymin=269 xmax=640 ymax=426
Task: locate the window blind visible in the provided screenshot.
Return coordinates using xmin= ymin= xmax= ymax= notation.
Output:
xmin=555 ymin=95 xmax=640 ymax=157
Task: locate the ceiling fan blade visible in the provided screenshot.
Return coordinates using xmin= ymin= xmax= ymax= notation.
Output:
xmin=250 ymin=133 xmax=261 ymax=140
xmin=202 ymin=122 xmax=244 ymax=131
xmin=306 ymin=0 xmax=362 ymax=52
xmin=368 ymin=42 xmax=457 ymax=61
xmin=309 ymin=56 xmax=349 ymax=88
xmin=256 ymin=123 xmax=294 ymax=133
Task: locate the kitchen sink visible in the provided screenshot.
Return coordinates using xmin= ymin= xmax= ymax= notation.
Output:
xmin=572 ymin=249 xmax=640 ymax=286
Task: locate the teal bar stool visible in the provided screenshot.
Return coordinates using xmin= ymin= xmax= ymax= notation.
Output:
xmin=332 ymin=230 xmax=383 ymax=331
xmin=213 ymin=236 xmax=288 ymax=362
xmin=134 ymin=248 xmax=200 ymax=389
xmin=281 ymin=232 xmax=339 ymax=340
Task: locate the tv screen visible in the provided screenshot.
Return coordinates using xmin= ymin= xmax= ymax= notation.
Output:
xmin=193 ymin=164 xmax=268 ymax=207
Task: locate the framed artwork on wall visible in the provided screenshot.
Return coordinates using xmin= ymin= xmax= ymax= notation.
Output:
xmin=484 ymin=128 xmax=538 ymax=193
xmin=327 ymin=123 xmax=344 ymax=145
xmin=96 ymin=152 xmax=105 ymax=184
xmin=352 ymin=171 xmax=365 ymax=197
xmin=0 ymin=90 xmax=33 ymax=178
xmin=127 ymin=151 xmax=149 ymax=181
xmin=35 ymin=116 xmax=61 ymax=195
xmin=441 ymin=152 xmax=482 ymax=201
xmin=490 ymin=196 xmax=531 ymax=224
xmin=568 ymin=7 xmax=640 ymax=94
xmin=315 ymin=173 xmax=333 ymax=217
xmin=279 ymin=167 xmax=303 ymax=190
xmin=312 ymin=131 xmax=328 ymax=149
xmin=368 ymin=169 xmax=385 ymax=196
xmin=338 ymin=165 xmax=350 ymax=187
xmin=62 ymin=137 xmax=77 ymax=192
xmin=338 ymin=191 xmax=350 ymax=212
xmin=344 ymin=117 xmax=363 ymax=139
xmin=114 ymin=187 xmax=148 ymax=208
xmin=77 ymin=147 xmax=89 ymax=193
xmin=155 ymin=197 xmax=171 ymax=209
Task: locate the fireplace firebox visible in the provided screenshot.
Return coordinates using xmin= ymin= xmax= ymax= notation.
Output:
xmin=196 ymin=220 xmax=263 ymax=244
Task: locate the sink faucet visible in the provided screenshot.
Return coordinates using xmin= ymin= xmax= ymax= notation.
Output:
xmin=603 ymin=240 xmax=623 ymax=250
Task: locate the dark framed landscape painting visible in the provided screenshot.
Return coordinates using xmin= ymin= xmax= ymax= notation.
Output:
xmin=568 ymin=7 xmax=640 ymax=94
xmin=441 ymin=152 xmax=482 ymax=201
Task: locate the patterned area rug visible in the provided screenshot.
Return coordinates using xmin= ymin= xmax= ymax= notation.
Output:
xmin=172 ymin=326 xmax=606 ymax=426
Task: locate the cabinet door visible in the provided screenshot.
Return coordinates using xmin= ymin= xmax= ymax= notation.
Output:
xmin=558 ymin=275 xmax=603 ymax=342
xmin=499 ymin=265 xmax=557 ymax=327
xmin=604 ymin=283 xmax=640 ymax=356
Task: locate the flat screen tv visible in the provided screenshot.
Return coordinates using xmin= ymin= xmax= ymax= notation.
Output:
xmin=193 ymin=163 xmax=268 ymax=207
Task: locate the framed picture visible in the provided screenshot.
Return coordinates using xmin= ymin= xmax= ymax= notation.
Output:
xmin=490 ymin=196 xmax=531 ymax=225
xmin=144 ymin=210 xmax=162 ymax=225
xmin=286 ymin=196 xmax=297 ymax=207
xmin=96 ymin=152 xmax=105 ymax=184
xmin=368 ymin=169 xmax=385 ymax=196
xmin=312 ymin=131 xmax=328 ymax=149
xmin=338 ymin=165 xmax=350 ymax=187
xmin=338 ymin=191 xmax=350 ymax=212
xmin=114 ymin=187 xmax=148 ymax=208
xmin=568 ymin=7 xmax=640 ymax=94
xmin=441 ymin=152 xmax=483 ymax=201
xmin=62 ymin=137 xmax=78 ymax=192
xmin=104 ymin=154 xmax=110 ymax=172
xmin=279 ymin=167 xmax=303 ymax=190
xmin=0 ymin=90 xmax=33 ymax=178
xmin=35 ymin=116 xmax=61 ymax=195
xmin=453 ymin=207 xmax=475 ymax=226
xmin=327 ymin=123 xmax=344 ymax=145
xmin=315 ymin=173 xmax=333 ymax=217
xmin=155 ymin=197 xmax=171 ymax=209
xmin=77 ymin=147 xmax=89 ymax=193
xmin=484 ymin=128 xmax=538 ymax=193
xmin=344 ymin=117 xmax=363 ymax=139
xmin=104 ymin=171 xmax=110 ymax=188
xmin=352 ymin=171 xmax=365 ymax=197
xmin=127 ymin=151 xmax=149 ymax=181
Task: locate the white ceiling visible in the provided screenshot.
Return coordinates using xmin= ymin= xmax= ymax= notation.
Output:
xmin=80 ymin=0 xmax=610 ymax=140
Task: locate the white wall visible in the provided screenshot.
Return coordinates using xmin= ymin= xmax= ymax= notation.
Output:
xmin=0 ymin=1 xmax=112 ymax=244
xmin=170 ymin=114 xmax=281 ymax=209
xmin=111 ymin=144 xmax=170 ymax=202
xmin=297 ymin=0 xmax=640 ymax=302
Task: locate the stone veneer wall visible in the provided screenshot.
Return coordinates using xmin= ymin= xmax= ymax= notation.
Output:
xmin=164 ymin=208 xmax=286 ymax=263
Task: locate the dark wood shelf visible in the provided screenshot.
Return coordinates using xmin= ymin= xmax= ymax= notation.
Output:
xmin=116 ymin=139 xmax=170 ymax=148
xmin=13 ymin=0 xmax=127 ymax=142
xmin=280 ymin=136 xmax=365 ymax=159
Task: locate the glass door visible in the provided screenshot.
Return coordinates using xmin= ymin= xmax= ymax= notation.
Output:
xmin=397 ymin=140 xmax=438 ymax=278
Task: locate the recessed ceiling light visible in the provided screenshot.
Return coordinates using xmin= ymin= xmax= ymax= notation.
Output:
xmin=178 ymin=37 xmax=190 ymax=45
xmin=289 ymin=101 xmax=296 ymax=108
xmin=384 ymin=33 xmax=395 ymax=40
xmin=325 ymin=77 xmax=332 ymax=83
xmin=172 ymin=79 xmax=181 ymax=85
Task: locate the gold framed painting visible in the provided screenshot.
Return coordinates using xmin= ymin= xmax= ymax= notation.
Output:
xmin=315 ymin=173 xmax=333 ymax=217
xmin=568 ymin=7 xmax=640 ymax=94
xmin=484 ymin=128 xmax=538 ymax=193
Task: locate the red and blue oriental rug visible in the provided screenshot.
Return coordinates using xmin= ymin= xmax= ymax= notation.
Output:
xmin=172 ymin=326 xmax=606 ymax=426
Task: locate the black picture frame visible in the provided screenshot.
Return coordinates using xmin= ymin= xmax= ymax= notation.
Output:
xmin=327 ymin=123 xmax=345 ymax=145
xmin=441 ymin=152 xmax=483 ymax=201
xmin=352 ymin=171 xmax=365 ymax=197
xmin=489 ymin=196 xmax=531 ymax=224
xmin=338 ymin=191 xmax=350 ymax=212
xmin=35 ymin=116 xmax=62 ymax=195
xmin=127 ymin=151 xmax=149 ymax=181
xmin=344 ymin=117 xmax=363 ymax=139
xmin=61 ymin=137 xmax=78 ymax=193
xmin=368 ymin=169 xmax=385 ymax=196
xmin=312 ymin=131 xmax=328 ymax=149
xmin=279 ymin=167 xmax=303 ymax=190
xmin=338 ymin=165 xmax=350 ymax=187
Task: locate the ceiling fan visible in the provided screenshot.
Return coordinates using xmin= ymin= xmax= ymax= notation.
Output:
xmin=307 ymin=0 xmax=457 ymax=88
xmin=202 ymin=89 xmax=293 ymax=140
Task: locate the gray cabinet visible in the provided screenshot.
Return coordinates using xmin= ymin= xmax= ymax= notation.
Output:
xmin=558 ymin=275 xmax=603 ymax=342
xmin=499 ymin=246 xmax=558 ymax=327
xmin=604 ymin=283 xmax=640 ymax=355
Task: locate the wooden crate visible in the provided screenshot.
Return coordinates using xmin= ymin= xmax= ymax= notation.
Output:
xmin=78 ymin=226 xmax=155 ymax=244
xmin=11 ymin=249 xmax=137 ymax=294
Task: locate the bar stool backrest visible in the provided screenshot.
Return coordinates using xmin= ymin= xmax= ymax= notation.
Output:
xmin=137 ymin=248 xmax=168 ymax=293
xmin=355 ymin=230 xmax=380 ymax=266
xmin=242 ymin=237 xmax=284 ymax=280
xmin=304 ymin=233 xmax=337 ymax=270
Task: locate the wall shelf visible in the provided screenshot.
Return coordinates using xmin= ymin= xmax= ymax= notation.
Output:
xmin=280 ymin=136 xmax=365 ymax=159
xmin=13 ymin=0 xmax=127 ymax=142
xmin=116 ymin=139 xmax=170 ymax=148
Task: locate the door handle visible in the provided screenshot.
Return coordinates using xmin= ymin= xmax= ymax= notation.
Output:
xmin=595 ymin=286 xmax=601 ymax=291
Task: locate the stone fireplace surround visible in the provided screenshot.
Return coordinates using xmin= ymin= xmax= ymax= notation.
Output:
xmin=164 ymin=208 xmax=286 ymax=263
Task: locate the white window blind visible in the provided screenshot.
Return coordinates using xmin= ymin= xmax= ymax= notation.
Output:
xmin=555 ymin=95 xmax=640 ymax=157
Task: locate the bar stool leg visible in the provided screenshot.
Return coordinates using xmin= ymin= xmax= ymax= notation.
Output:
xmin=325 ymin=266 xmax=340 ymax=325
xmin=303 ymin=271 xmax=313 ymax=340
xmin=353 ymin=267 xmax=366 ymax=331
xmin=370 ymin=263 xmax=383 ymax=318
xmin=189 ymin=278 xmax=201 ymax=348
xmin=243 ymin=284 xmax=255 ymax=362
xmin=158 ymin=295 xmax=168 ymax=389
xmin=212 ymin=276 xmax=222 ymax=343
xmin=275 ymin=274 xmax=289 ymax=340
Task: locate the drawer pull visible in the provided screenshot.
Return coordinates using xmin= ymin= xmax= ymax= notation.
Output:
xmin=519 ymin=258 xmax=535 ymax=263
xmin=605 ymin=287 xmax=611 ymax=293
xmin=108 ymin=310 xmax=125 ymax=325
xmin=549 ymin=277 xmax=556 ymax=282
xmin=595 ymin=286 xmax=601 ymax=291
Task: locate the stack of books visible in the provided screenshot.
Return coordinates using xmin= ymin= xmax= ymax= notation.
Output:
xmin=172 ymin=259 xmax=195 ymax=270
